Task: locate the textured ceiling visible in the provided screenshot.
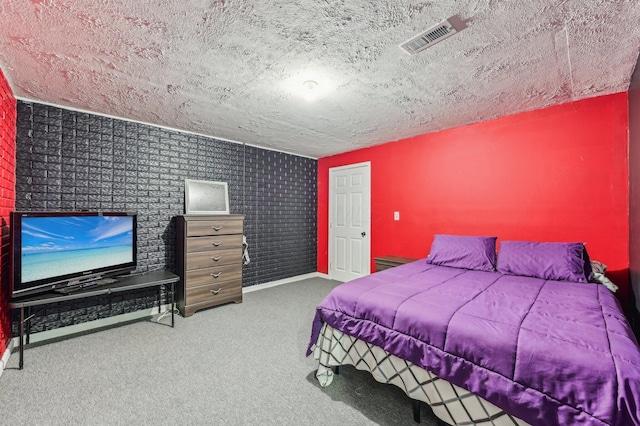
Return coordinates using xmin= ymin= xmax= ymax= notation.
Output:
xmin=1 ymin=1 xmax=639 ymax=158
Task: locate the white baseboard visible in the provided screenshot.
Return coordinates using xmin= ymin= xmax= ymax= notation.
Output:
xmin=243 ymin=272 xmax=331 ymax=293
xmin=0 ymin=338 xmax=14 ymax=377
xmin=11 ymin=305 xmax=173 ymax=347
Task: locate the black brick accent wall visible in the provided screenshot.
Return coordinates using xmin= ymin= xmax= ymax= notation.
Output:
xmin=13 ymin=101 xmax=317 ymax=333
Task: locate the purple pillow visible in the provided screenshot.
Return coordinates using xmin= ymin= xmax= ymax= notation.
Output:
xmin=497 ymin=241 xmax=588 ymax=283
xmin=426 ymin=234 xmax=497 ymax=271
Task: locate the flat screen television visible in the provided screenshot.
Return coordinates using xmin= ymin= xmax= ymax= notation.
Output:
xmin=10 ymin=211 xmax=137 ymax=297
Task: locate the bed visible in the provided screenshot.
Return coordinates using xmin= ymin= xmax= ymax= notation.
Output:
xmin=307 ymin=235 xmax=640 ymax=426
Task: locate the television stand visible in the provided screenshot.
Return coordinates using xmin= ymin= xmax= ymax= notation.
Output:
xmin=9 ymin=269 xmax=179 ymax=370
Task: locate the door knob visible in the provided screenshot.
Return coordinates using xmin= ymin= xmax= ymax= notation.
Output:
xmin=361 ymin=232 xmax=366 ymax=237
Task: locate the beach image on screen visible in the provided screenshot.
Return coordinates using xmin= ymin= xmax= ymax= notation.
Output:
xmin=21 ymin=216 xmax=134 ymax=283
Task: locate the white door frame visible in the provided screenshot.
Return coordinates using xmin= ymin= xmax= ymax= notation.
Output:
xmin=328 ymin=161 xmax=371 ymax=281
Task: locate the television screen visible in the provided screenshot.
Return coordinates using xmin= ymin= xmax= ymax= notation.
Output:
xmin=11 ymin=212 xmax=137 ymax=297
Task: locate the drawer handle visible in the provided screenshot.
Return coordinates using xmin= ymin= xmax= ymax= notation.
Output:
xmin=211 ymin=256 xmax=222 ymax=261
xmin=210 ymin=272 xmax=222 ymax=278
xmin=211 ymin=226 xmax=223 ymax=231
xmin=210 ymin=288 xmax=222 ymax=295
xmin=211 ymin=241 xmax=221 ymax=247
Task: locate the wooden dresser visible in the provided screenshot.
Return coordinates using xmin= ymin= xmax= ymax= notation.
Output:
xmin=175 ymin=215 xmax=244 ymax=317
xmin=374 ymin=255 xmax=419 ymax=272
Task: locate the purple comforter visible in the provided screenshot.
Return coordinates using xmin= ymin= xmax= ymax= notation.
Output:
xmin=308 ymin=261 xmax=640 ymax=426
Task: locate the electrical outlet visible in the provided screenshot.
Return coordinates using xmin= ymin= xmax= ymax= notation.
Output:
xmin=394 ymin=211 xmax=400 ymax=221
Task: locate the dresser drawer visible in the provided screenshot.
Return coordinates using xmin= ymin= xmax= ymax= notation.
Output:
xmin=187 ymin=219 xmax=243 ymax=237
xmin=186 ymin=234 xmax=242 ymax=253
xmin=185 ymin=279 xmax=242 ymax=306
xmin=186 ymin=248 xmax=242 ymax=270
xmin=185 ymin=264 xmax=242 ymax=288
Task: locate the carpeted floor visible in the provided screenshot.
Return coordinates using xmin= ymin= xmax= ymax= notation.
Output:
xmin=0 ymin=277 xmax=439 ymax=425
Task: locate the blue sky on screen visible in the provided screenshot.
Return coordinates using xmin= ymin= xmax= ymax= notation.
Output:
xmin=22 ymin=216 xmax=133 ymax=253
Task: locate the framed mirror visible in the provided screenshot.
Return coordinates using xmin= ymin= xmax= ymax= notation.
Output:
xmin=184 ymin=179 xmax=229 ymax=214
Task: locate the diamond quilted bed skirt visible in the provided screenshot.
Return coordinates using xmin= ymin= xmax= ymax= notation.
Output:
xmin=311 ymin=323 xmax=530 ymax=426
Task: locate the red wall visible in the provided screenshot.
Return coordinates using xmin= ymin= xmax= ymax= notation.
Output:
xmin=629 ymin=55 xmax=640 ymax=320
xmin=0 ymin=69 xmax=16 ymax=356
xmin=318 ymin=93 xmax=631 ymax=303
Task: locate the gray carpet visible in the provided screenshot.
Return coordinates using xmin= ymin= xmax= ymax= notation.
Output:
xmin=0 ymin=277 xmax=439 ymax=425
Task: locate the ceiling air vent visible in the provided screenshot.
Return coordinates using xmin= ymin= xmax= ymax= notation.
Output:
xmin=400 ymin=17 xmax=461 ymax=55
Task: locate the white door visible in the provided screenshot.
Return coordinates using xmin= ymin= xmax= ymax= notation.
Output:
xmin=329 ymin=162 xmax=371 ymax=282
